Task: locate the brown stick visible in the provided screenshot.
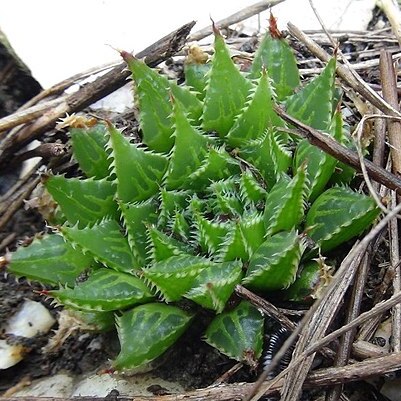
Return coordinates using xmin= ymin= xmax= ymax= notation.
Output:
xmin=0 ymin=21 xmax=195 ymax=161
xmin=380 ymin=49 xmax=401 ymax=175
xmin=189 ymin=0 xmax=285 ymax=41
xmin=2 ymin=352 xmax=401 ymax=401
xmin=274 ymin=105 xmax=401 ymax=194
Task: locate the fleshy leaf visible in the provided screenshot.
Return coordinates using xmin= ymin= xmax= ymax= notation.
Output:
xmin=108 ymin=123 xmax=168 ymax=203
xmin=185 ymin=260 xmax=243 ymax=313
xmin=239 ymin=170 xmax=266 ymax=206
xmin=205 ymin=301 xmax=264 ymax=367
xmin=187 ymin=147 xmax=241 ymax=191
xmin=61 ymin=219 xmax=137 ymax=272
xmin=226 ymin=69 xmax=282 ymax=148
xmin=218 ymin=223 xmax=249 ymax=262
xmin=123 ymin=53 xmax=174 ymax=152
xmin=159 ymin=189 xmax=191 ymax=228
xmin=202 ymin=26 xmax=252 ymax=136
xmin=147 ymin=226 xmax=192 ymax=262
xmin=165 ymin=98 xmax=210 ymax=190
xmin=263 ymin=166 xmax=308 ymax=235
xmin=70 ymin=124 xmax=111 ymax=179
xmin=114 ymin=303 xmax=192 ymax=371
xmin=142 ymin=254 xmax=211 ymax=302
xmin=294 ymin=109 xmax=343 ymax=201
xmin=249 ymin=25 xmax=300 ymax=100
xmin=8 ymin=234 xmax=92 ymax=286
xmin=286 ymin=58 xmax=336 ymax=130
xmin=240 ymin=128 xmax=291 ymax=188
xmin=51 ymin=269 xmax=153 ymax=311
xmin=305 ymin=187 xmax=380 ymax=252
xmin=119 ymin=199 xmax=158 ymax=266
xmin=243 ymin=230 xmax=305 ymax=291
xmin=45 ymin=175 xmax=118 ymax=228
xmin=192 ymin=212 xmax=232 ymax=255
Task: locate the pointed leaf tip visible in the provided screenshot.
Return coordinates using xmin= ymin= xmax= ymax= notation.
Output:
xmin=120 ymin=50 xmax=135 ymax=63
xmin=269 ymin=12 xmax=282 ymax=39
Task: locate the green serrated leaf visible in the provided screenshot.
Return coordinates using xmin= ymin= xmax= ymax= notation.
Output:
xmin=193 ymin=212 xmax=232 ymax=255
xmin=226 ymin=69 xmax=282 ymax=148
xmin=243 ymin=230 xmax=305 ymax=291
xmin=263 ymin=166 xmax=308 ymax=235
xmin=142 ymin=254 xmax=211 ymax=302
xmin=147 ymin=225 xmax=192 ymax=262
xmin=70 ymin=124 xmax=111 ymax=179
xmin=108 ymin=124 xmax=168 ymax=203
xmin=202 ymin=28 xmax=252 ymax=136
xmin=51 ymin=269 xmax=153 ymax=311
xmin=250 ymin=32 xmax=300 ymax=100
xmin=286 ymin=58 xmax=336 ymax=130
xmin=169 ymin=82 xmax=203 ymax=124
xmin=159 ymin=189 xmax=191 ymax=228
xmin=305 ymin=187 xmax=380 ymax=252
xmin=124 ymin=55 xmax=174 ymax=152
xmin=185 ymin=260 xmax=243 ymax=313
xmin=240 ymin=128 xmax=291 ymax=188
xmin=61 ymin=219 xmax=137 ymax=272
xmin=294 ymin=110 xmax=343 ymax=201
xmin=8 ymin=234 xmax=92 ymax=286
xmin=218 ymin=222 xmax=249 ymax=262
xmin=114 ymin=303 xmax=192 ymax=371
xmin=239 ymin=170 xmax=266 ymax=205
xmin=119 ymin=199 xmax=158 ymax=266
xmin=165 ymin=98 xmax=210 ymax=190
xmin=187 ymin=147 xmax=241 ymax=191
xmin=45 ymin=175 xmax=118 ymax=228
xmin=205 ymin=301 xmax=264 ymax=367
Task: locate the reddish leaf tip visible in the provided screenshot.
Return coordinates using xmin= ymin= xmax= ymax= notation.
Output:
xmin=269 ymin=11 xmax=282 ymax=39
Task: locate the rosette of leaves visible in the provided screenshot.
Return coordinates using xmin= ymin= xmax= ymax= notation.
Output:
xmin=8 ymin=21 xmax=380 ymax=372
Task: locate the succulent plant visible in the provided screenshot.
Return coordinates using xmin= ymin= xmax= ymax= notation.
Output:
xmin=7 ymin=19 xmax=380 ymax=372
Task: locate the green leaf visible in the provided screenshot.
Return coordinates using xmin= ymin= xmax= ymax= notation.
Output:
xmin=263 ymin=166 xmax=308 ymax=235
xmin=294 ymin=110 xmax=343 ymax=201
xmin=119 ymin=199 xmax=158 ymax=266
xmin=185 ymin=260 xmax=243 ymax=313
xmin=70 ymin=124 xmax=111 ymax=179
xmin=286 ymin=58 xmax=336 ymax=130
xmin=226 ymin=69 xmax=282 ymax=148
xmin=124 ymin=54 xmax=174 ymax=152
xmin=8 ymin=234 xmax=92 ymax=286
xmin=147 ymin=225 xmax=192 ymax=262
xmin=240 ymin=128 xmax=291 ymax=188
xmin=169 ymin=82 xmax=203 ymax=124
xmin=202 ymin=27 xmax=252 ymax=136
xmin=142 ymin=254 xmax=211 ymax=302
xmin=192 ymin=212 xmax=232 ymax=254
xmin=45 ymin=175 xmax=118 ymax=228
xmin=159 ymin=189 xmax=191 ymax=228
xmin=114 ymin=303 xmax=192 ymax=371
xmin=205 ymin=301 xmax=264 ymax=367
xmin=61 ymin=219 xmax=137 ymax=272
xmin=51 ymin=269 xmax=153 ymax=311
xmin=165 ymin=98 xmax=210 ymax=190
xmin=305 ymin=187 xmax=380 ymax=252
xmin=239 ymin=170 xmax=266 ymax=206
xmin=243 ymin=230 xmax=305 ymax=291
xmin=250 ymin=31 xmax=300 ymax=100
xmin=282 ymin=258 xmax=333 ymax=302
xmin=187 ymin=147 xmax=241 ymax=191
xmin=108 ymin=123 xmax=168 ymax=203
